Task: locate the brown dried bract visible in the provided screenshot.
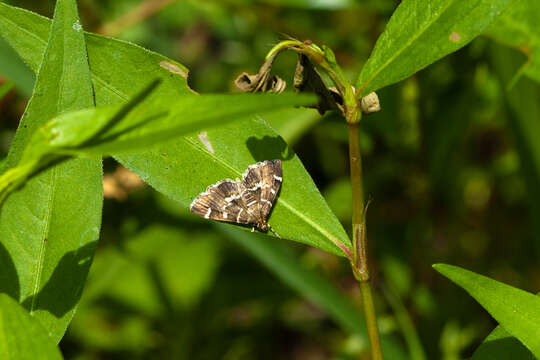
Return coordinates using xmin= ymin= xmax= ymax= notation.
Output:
xmin=235 ymin=54 xmax=286 ymax=94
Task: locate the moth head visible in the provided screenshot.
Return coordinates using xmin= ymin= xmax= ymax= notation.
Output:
xmin=257 ymin=220 xmax=269 ymax=232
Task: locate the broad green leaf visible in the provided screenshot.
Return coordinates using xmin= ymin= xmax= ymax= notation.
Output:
xmin=0 ymin=0 xmax=102 ymax=343
xmin=122 ymin=113 xmax=350 ymax=256
xmin=433 ymin=264 xmax=540 ymax=356
xmin=486 ymin=0 xmax=540 ymax=84
xmin=0 ymin=294 xmax=63 ymax=360
xmin=356 ymin=0 xmax=516 ymax=96
xmin=220 ymin=225 xmax=408 ymax=360
xmin=0 ymin=3 xmax=351 ymax=257
xmin=0 ymin=2 xmax=192 ymax=103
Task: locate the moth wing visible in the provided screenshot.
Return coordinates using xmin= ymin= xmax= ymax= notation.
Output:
xmin=240 ymin=161 xmax=265 ymax=220
xmin=240 ymin=160 xmax=282 ymax=220
xmin=190 ymin=179 xmax=257 ymax=225
xmin=259 ymin=160 xmax=282 ymax=218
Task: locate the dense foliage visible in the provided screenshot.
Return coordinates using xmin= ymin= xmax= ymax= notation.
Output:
xmin=0 ymin=0 xmax=539 ymax=359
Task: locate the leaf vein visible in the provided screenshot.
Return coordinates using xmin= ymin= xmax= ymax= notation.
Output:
xmin=29 ymin=166 xmax=57 ymax=314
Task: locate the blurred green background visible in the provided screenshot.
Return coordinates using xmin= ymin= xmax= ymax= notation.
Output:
xmin=1 ymin=0 xmax=539 ymax=359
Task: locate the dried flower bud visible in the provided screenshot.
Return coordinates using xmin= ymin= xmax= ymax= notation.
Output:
xmin=361 ymin=92 xmax=381 ymax=114
xmin=235 ymin=72 xmax=286 ymax=93
xmin=235 ymin=54 xmax=286 ymax=93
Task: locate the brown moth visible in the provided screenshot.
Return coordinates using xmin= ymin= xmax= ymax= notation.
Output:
xmin=190 ymin=160 xmax=282 ymax=235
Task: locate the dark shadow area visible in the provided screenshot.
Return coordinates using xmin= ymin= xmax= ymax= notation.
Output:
xmin=0 ymin=241 xmax=20 ymax=300
xmin=246 ymin=135 xmax=294 ymax=162
xmin=22 ymin=241 xmax=98 ymax=317
xmin=470 ymin=335 xmax=534 ymax=359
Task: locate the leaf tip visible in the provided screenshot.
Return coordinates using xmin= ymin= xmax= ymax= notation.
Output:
xmin=432 ymin=263 xmax=450 ymax=273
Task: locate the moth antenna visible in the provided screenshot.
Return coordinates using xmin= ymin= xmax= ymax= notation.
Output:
xmin=268 ymin=225 xmax=281 ymax=239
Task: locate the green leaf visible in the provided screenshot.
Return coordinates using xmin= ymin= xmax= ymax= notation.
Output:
xmin=382 ymin=286 xmax=426 ymax=360
xmin=471 ymin=325 xmax=535 ymax=360
xmin=490 ymin=44 xmax=540 ymax=251
xmin=121 ymin=113 xmax=350 ymax=256
xmin=356 ymin=0 xmax=516 ymax=95
xmin=0 ymin=2 xmax=351 ymax=257
xmin=0 ymin=37 xmax=34 ymax=97
xmin=486 ymin=0 xmax=540 ymax=84
xmin=42 ymin=92 xmax=316 ymax=157
xmin=433 ymin=264 xmax=540 ymax=356
xmin=483 ymin=46 xmax=540 ymax=360
xmin=220 ymin=225 xmax=408 ymax=360
xmin=0 ymin=0 xmax=102 ymax=343
xmin=0 ymin=294 xmax=63 ymax=360
xmin=263 ymin=107 xmax=321 ymax=145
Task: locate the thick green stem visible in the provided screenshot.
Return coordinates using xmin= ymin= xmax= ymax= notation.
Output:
xmin=348 ymin=122 xmax=383 ymax=360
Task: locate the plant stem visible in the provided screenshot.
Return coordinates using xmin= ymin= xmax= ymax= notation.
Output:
xmin=260 ymin=39 xmax=384 ymax=359
xmin=359 ymin=281 xmax=383 ymax=360
xmin=348 ymin=122 xmax=384 ymax=360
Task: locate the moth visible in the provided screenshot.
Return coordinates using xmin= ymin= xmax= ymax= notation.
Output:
xmin=190 ymin=160 xmax=282 ymax=235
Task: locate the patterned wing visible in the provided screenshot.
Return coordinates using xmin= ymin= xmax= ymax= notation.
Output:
xmin=259 ymin=160 xmax=282 ymax=218
xmin=240 ymin=160 xmax=282 ymax=221
xmin=239 ymin=162 xmax=264 ymax=223
xmin=190 ymin=179 xmax=257 ymax=225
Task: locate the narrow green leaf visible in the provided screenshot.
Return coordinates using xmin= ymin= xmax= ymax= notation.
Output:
xmin=357 ymin=0 xmax=516 ymax=95
xmin=0 ymin=0 xmax=102 ymax=343
xmin=0 ymin=3 xmax=351 ymax=257
xmin=45 ymin=93 xmax=317 ymax=157
xmin=220 ymin=225 xmax=408 ymax=360
xmin=0 ymin=294 xmax=63 ymax=360
xmin=382 ymin=286 xmax=426 ymax=360
xmin=491 ymin=44 xmax=540 ymax=252
xmin=433 ymin=264 xmax=540 ymax=356
xmin=486 ymin=0 xmax=540 ymax=84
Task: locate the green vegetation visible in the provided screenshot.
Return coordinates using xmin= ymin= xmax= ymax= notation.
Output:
xmin=0 ymin=0 xmax=538 ymax=359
